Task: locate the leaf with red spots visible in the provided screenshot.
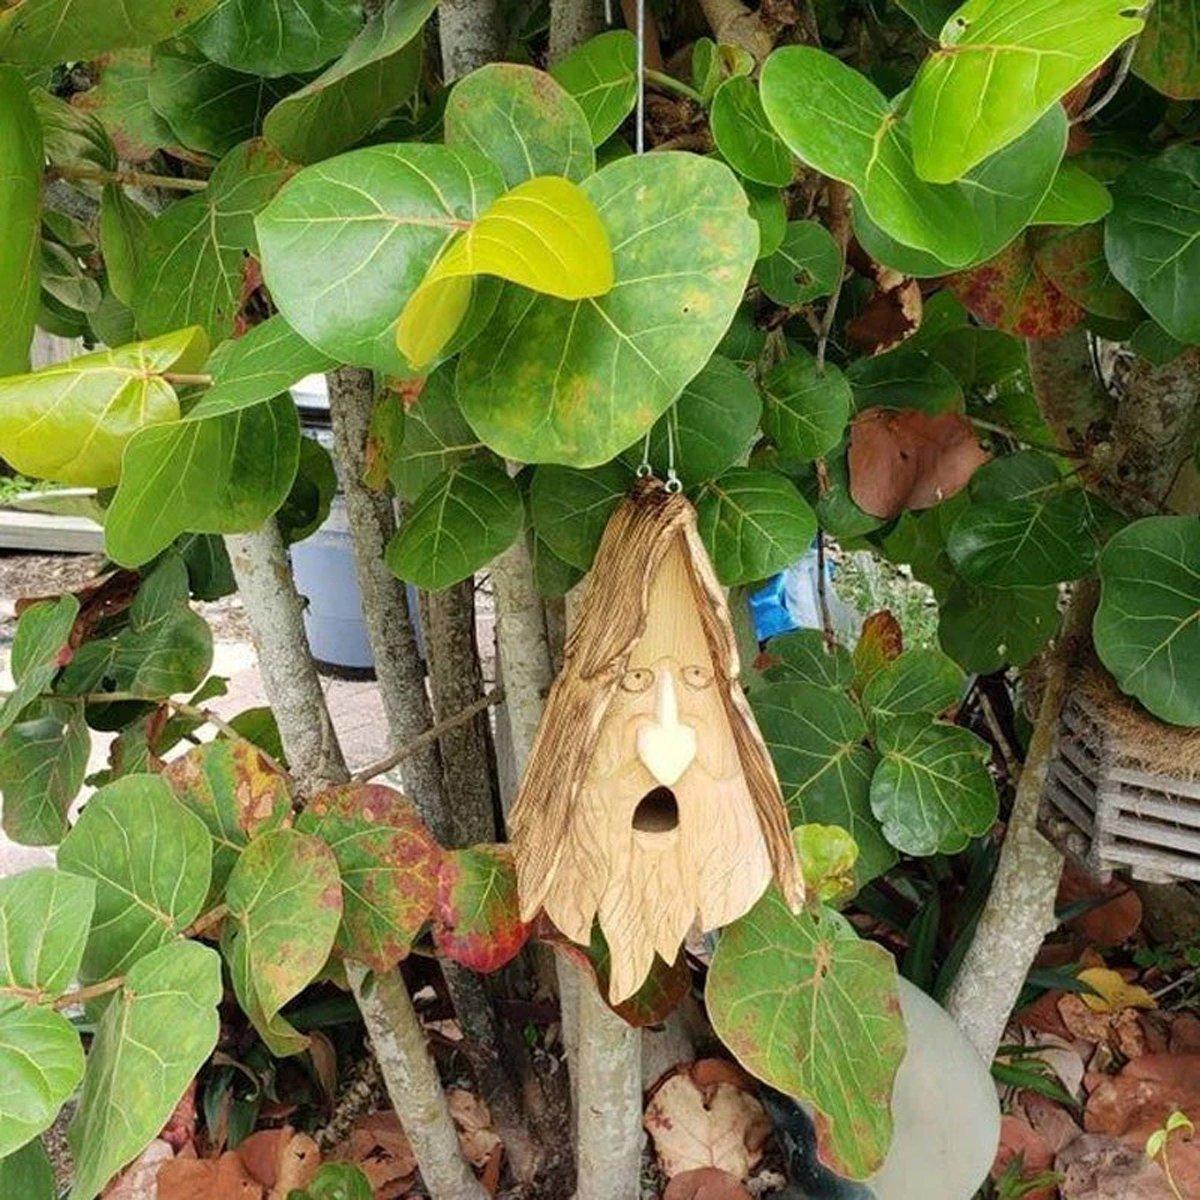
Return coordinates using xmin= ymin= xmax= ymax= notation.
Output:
xmin=947 ymin=236 xmax=1084 ymax=337
xmin=706 ymin=897 xmax=905 ymax=1180
xmin=589 ymin=925 xmax=689 ymax=1028
xmin=847 ymin=407 xmax=989 ymax=520
xmin=1033 ymin=224 xmax=1142 ymax=321
xmin=852 ymin=610 xmax=904 ymax=692
xmin=297 ymin=784 xmax=440 ymax=973
xmin=432 ymin=844 xmax=530 ymax=974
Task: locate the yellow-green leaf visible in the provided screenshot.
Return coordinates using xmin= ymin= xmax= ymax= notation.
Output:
xmin=397 ymin=176 xmax=613 ymax=369
xmin=0 ymin=327 xmax=208 ymax=486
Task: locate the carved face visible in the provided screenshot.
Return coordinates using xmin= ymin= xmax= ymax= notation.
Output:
xmin=541 ymin=537 xmax=772 ymax=1003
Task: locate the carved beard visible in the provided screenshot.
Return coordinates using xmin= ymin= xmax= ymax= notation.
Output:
xmin=540 ymin=539 xmax=772 ymax=1004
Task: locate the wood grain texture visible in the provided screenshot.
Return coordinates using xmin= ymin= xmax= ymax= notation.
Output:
xmin=511 ymin=477 xmax=801 ymax=1003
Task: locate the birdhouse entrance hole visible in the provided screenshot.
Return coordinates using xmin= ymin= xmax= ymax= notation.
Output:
xmin=633 ymin=786 xmax=680 ymax=833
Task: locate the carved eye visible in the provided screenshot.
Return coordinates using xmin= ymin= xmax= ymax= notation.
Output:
xmin=682 ymin=664 xmax=712 ymax=690
xmin=621 ymin=668 xmax=654 ymax=693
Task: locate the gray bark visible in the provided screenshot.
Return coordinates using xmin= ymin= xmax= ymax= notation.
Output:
xmin=439 ymin=0 xmax=504 ymax=80
xmin=549 ymin=0 xmax=604 ymax=63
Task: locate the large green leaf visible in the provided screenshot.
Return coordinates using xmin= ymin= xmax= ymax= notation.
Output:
xmin=846 ymin=351 xmax=962 ymax=415
xmin=1134 ymin=0 xmax=1200 ymax=98
xmin=870 ymin=716 xmax=997 ymax=856
xmin=1032 ymin=163 xmax=1113 ymax=227
xmin=861 ymin=648 xmax=964 ymax=722
xmin=0 ymin=868 xmax=95 ymax=1000
xmin=695 ymin=467 xmax=817 ymax=586
xmin=443 ymin=63 xmax=594 ymax=188
xmin=147 ymin=47 xmax=298 ymax=157
xmin=0 ymin=68 xmax=41 ymax=375
xmin=0 ymin=700 xmax=89 ymax=846
xmin=762 ymin=350 xmax=851 ymax=462
xmin=455 ymin=152 xmax=758 ymax=466
xmin=389 ymin=366 xmax=482 ymax=501
xmin=937 ymin=580 xmax=1059 ymax=674
xmin=106 ymin=391 xmax=301 ymax=567
xmin=548 ymin=29 xmax=638 ymax=145
xmin=1094 ymin=515 xmax=1200 ymax=726
xmin=752 ymin=681 xmax=894 ymax=885
xmin=907 ymin=0 xmax=1145 ymax=182
xmin=854 ymin=105 xmax=1067 ymax=277
xmin=529 ymin=461 xmax=631 ymax=571
xmin=257 ymin=143 xmax=504 ymax=376
xmin=756 ymin=219 xmax=843 ymax=306
xmin=0 ymin=327 xmax=206 ymax=487
xmin=432 ymin=843 xmax=530 ymax=973
xmin=1035 ymin=224 xmax=1141 ymax=322
xmin=99 ymin=186 xmax=152 ymax=308
xmin=759 ymin=46 xmax=977 ymax=264
xmin=0 ymin=1000 xmax=82 ymax=1160
xmin=761 ymin=628 xmax=855 ymax=690
xmin=57 ymin=775 xmax=212 ymax=982
xmin=134 ymin=140 xmax=294 ymax=341
xmin=1105 ymin=148 xmax=1200 ymax=344
xmin=189 ymin=0 xmax=362 ymax=76
xmin=0 ymin=1139 xmax=55 ymax=1199
xmin=386 ymin=458 xmax=523 ymax=590
xmin=71 ymin=49 xmax=176 ymax=164
xmin=0 ymin=0 xmax=219 ymax=64
xmin=710 ymin=75 xmax=793 ymax=187
xmin=707 ymin=892 xmax=905 ymax=1180
xmin=161 ymin=738 xmax=291 ymax=900
xmin=57 ymin=555 xmax=213 ymax=702
xmin=0 ymin=596 xmax=78 ymax=738
xmin=261 ymin=0 xmax=434 ymax=164
xmin=297 ymin=783 xmax=441 ymax=972
xmin=224 ymin=828 xmax=342 ymax=1056
xmin=68 ymin=940 xmax=221 ymax=1200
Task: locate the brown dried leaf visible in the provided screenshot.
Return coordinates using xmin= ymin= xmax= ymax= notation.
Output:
xmin=1058 ymin=862 xmax=1143 ymax=948
xmin=1019 ymin=1090 xmax=1083 ymax=1156
xmin=156 ymin=1150 xmax=264 ymax=1200
xmin=330 ymin=1111 xmax=417 ymax=1195
xmin=847 ymin=406 xmax=989 ymax=519
xmin=663 ymin=1167 xmax=753 ymax=1200
xmin=104 ymin=1141 xmax=174 ymax=1199
xmin=992 ymin=1115 xmax=1056 ymax=1200
xmin=448 ymin=1089 xmax=503 ymax=1170
xmin=1084 ymin=1054 xmax=1200 ymax=1140
xmin=1059 ymin=993 xmax=1116 ymax=1045
xmin=845 ymin=275 xmax=922 ymax=356
xmin=1056 ymin=1133 xmax=1175 ymax=1200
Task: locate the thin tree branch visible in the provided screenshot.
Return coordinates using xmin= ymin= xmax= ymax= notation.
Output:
xmin=1072 ymin=38 xmax=1139 ymax=125
xmin=46 ymin=163 xmax=208 ymax=192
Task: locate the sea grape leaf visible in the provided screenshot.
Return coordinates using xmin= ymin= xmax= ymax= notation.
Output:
xmin=907 ymin=0 xmax=1145 ymax=182
xmin=0 ymin=1139 xmax=55 ymax=1198
xmin=1105 ymin=148 xmax=1200 ymax=344
xmin=257 ymin=143 xmax=504 ymax=376
xmin=0 ymin=68 xmax=41 ymax=375
xmin=397 ymin=175 xmax=614 ymax=370
xmin=40 ymin=240 xmax=101 ymax=314
xmin=133 ymin=140 xmax=294 ymax=342
xmin=385 ymin=458 xmax=523 ymax=590
xmin=0 ymin=1001 xmax=82 ymax=1160
xmin=695 ymin=468 xmax=817 ymax=587
xmin=298 ymin=1164 xmax=373 ymax=1200
xmin=746 ymin=182 xmax=786 ymax=259
xmin=443 ymin=62 xmax=594 ymax=188
xmin=861 ymin=648 xmax=964 ymax=722
xmin=455 ymin=152 xmax=758 ymax=467
xmin=846 ymin=351 xmax=962 ymax=415
xmin=432 ymin=843 xmax=531 ymax=973
xmin=752 ymin=681 xmax=894 ymax=886
xmin=224 ymin=828 xmax=342 ymax=1056
xmin=57 ymin=774 xmax=212 ymax=982
xmin=761 ymin=351 xmax=851 ymax=462
xmin=1134 ymin=0 xmax=1200 ymax=98
xmin=0 ymin=596 xmax=78 ymax=738
xmin=70 ymin=50 xmax=176 ymax=164
xmin=0 ymin=0 xmax=220 ymax=64
xmin=549 ymin=29 xmax=638 ymax=145
xmin=813 ymin=443 xmax=888 ymax=540
xmin=793 ymin=824 xmax=859 ymax=907
xmin=147 ymin=46 xmax=298 ymax=157
xmin=529 ymin=461 xmax=631 ymax=571
xmin=389 ymin=367 xmax=482 ymax=501
xmin=0 ymin=868 xmax=95 ymax=1000
xmin=870 ymin=716 xmax=998 ymax=855
xmin=57 ymin=554 xmax=213 ymax=702
xmin=105 ymin=391 xmax=301 ymax=567
xmin=636 ymin=355 xmax=761 ymax=483
xmin=587 ymin=927 xmax=690 ymax=1027
xmin=0 ymin=326 xmax=205 ymax=487
xmin=99 ymin=186 xmax=152 ymax=307
xmin=1034 ymin=224 xmax=1141 ymax=322
xmin=707 ymin=894 xmax=905 ymax=1180
xmin=531 ymin=534 xmax=584 ymax=597
xmin=1093 ymin=515 xmax=1200 ymax=726
xmin=161 ymin=739 xmax=291 ymax=900
xmin=261 ymin=0 xmax=434 ymax=164
xmin=0 ymin=700 xmax=89 ymax=846
xmin=710 ymin=75 xmax=793 ymax=187
xmin=756 ymin=219 xmax=843 ymax=307
xmin=895 ymin=0 xmax=957 ymax=36
xmin=1032 ymin=164 xmax=1113 ymax=226
xmin=759 ymin=46 xmax=978 ymax=264
xmin=297 ymin=784 xmax=441 ymax=973
xmin=67 ymin=940 xmax=221 ymax=1200
xmin=938 ymin=581 xmax=1059 ymax=674
xmin=189 ymin=0 xmax=363 ymax=77
xmin=760 ymin=628 xmax=855 ymax=691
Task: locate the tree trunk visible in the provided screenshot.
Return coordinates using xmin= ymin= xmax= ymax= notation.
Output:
xmin=549 ymin=0 xmax=604 ymax=63
xmin=439 ymin=0 xmax=504 ymax=80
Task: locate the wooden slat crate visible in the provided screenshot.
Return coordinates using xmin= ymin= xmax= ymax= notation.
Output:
xmin=1042 ymin=692 xmax=1200 ymax=884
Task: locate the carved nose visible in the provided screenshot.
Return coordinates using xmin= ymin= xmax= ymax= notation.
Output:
xmin=636 ymin=669 xmax=697 ymax=786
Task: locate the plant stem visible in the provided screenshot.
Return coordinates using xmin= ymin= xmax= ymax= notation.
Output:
xmin=1073 ymin=37 xmax=1138 ymax=125
xmin=184 ymin=904 xmax=229 ymax=938
xmin=53 ymin=976 xmax=124 ymax=1009
xmin=644 ymin=67 xmax=704 ymax=104
xmin=46 ymin=163 xmax=208 ymax=192
xmin=162 ymin=372 xmax=213 ymax=386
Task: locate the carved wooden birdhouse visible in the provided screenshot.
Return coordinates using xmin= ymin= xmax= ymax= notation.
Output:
xmin=511 ymin=477 xmax=802 ymax=1004
xmin=1041 ymin=659 xmax=1200 ymax=885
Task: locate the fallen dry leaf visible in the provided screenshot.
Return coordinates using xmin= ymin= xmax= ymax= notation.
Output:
xmin=1169 ymin=1013 xmax=1200 ymax=1054
xmin=330 ymin=1110 xmax=418 ymax=1196
xmin=448 ymin=1089 xmax=503 ymax=1171
xmin=992 ymin=1115 xmax=1056 ymax=1200
xmin=845 ymin=274 xmax=922 ymax=356
xmin=644 ymin=1063 xmax=771 ymax=1180
xmin=1085 ymin=1055 xmax=1200 ymax=1140
xmin=662 ymin=1166 xmax=753 ymax=1199
xmin=1057 ymin=1133 xmax=1175 ymax=1200
xmin=1078 ymin=968 xmax=1156 ymax=1014
xmin=232 ymin=1127 xmax=320 ymax=1198
xmin=104 ymin=1140 xmax=174 ymax=1199
xmin=1019 ymin=1090 xmax=1083 ymax=1156
xmin=1057 ymin=862 xmax=1142 ymax=948
xmin=847 ymin=406 xmax=989 ymax=519
xmin=157 ymin=1152 xmax=264 ymax=1199
xmin=1059 ymin=993 xmax=1117 ymax=1045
